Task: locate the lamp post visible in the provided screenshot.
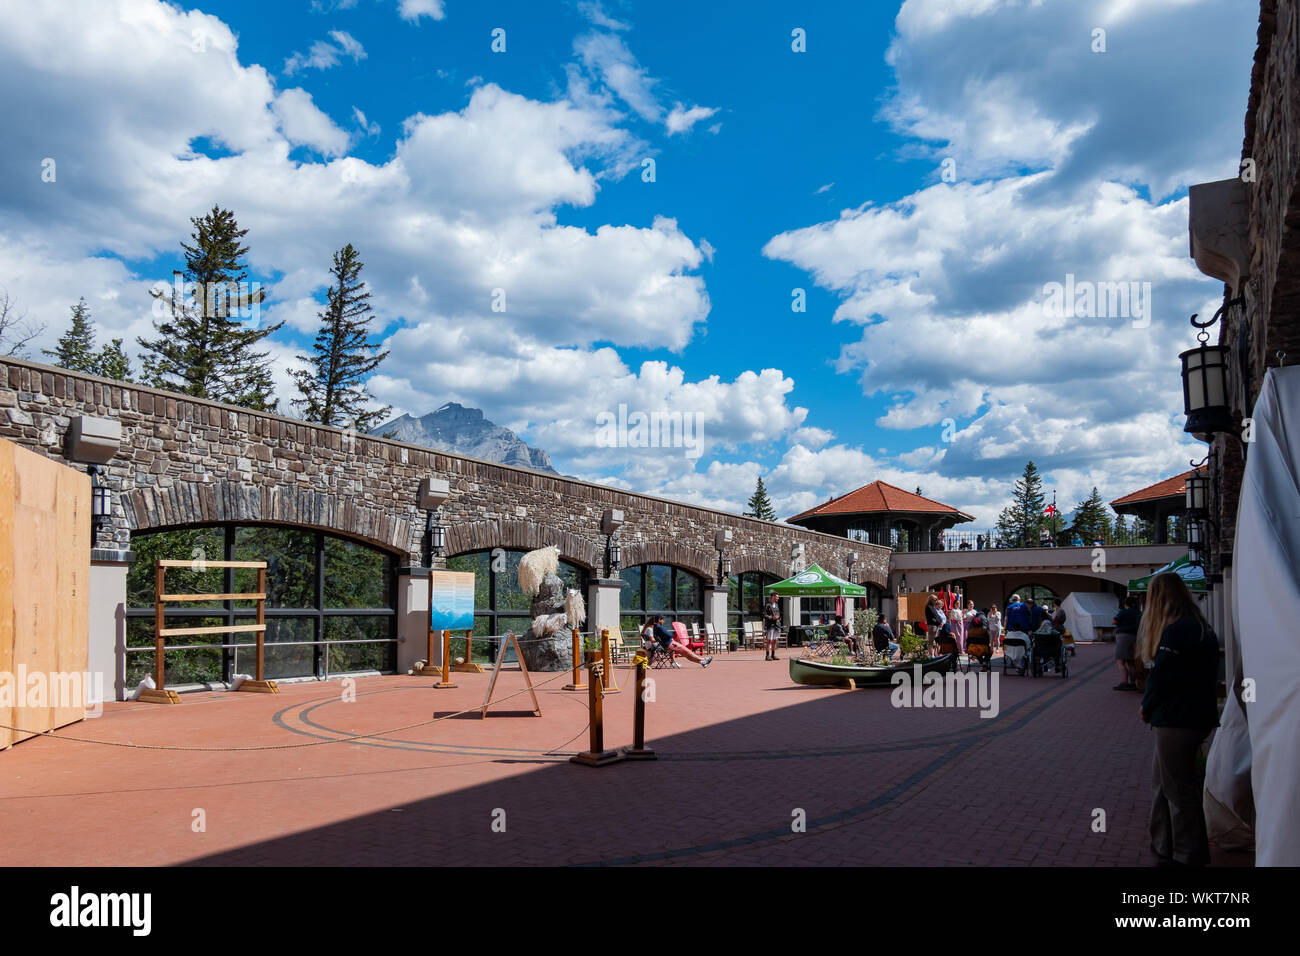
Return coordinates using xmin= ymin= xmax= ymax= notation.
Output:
xmin=1180 ymin=299 xmax=1240 ymax=439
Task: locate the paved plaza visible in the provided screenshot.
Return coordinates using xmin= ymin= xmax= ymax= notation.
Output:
xmin=0 ymin=643 xmax=1252 ymax=867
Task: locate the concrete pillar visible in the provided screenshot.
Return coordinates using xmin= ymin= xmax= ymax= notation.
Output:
xmin=396 ymin=567 xmax=433 ymax=673
xmin=705 ymin=585 xmax=728 ymax=643
xmin=88 ymin=549 xmax=132 ymax=703
xmin=783 ymin=597 xmax=800 ymax=627
xmin=588 ymin=578 xmax=625 ymax=643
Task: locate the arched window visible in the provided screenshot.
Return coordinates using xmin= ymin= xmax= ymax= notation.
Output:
xmin=127 ymin=524 xmax=396 ymax=685
xmin=1007 ymin=583 xmax=1059 ymax=607
xmin=445 ymin=549 xmax=589 ymax=660
xmin=859 ymin=583 xmax=885 ymax=615
xmin=619 ymin=564 xmax=703 ymax=635
xmin=727 ymin=570 xmax=779 ymax=637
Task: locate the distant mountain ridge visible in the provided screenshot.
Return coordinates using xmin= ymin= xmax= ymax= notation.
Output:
xmin=371 ymin=402 xmax=558 ymax=474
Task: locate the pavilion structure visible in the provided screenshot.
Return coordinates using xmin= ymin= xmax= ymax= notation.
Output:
xmin=787 ymin=480 xmax=973 ymax=553
xmin=1109 ymin=467 xmax=1203 ymax=545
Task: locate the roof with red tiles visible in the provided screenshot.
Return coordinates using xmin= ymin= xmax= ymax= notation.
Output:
xmin=789 ymin=480 xmax=974 ymax=523
xmin=1110 ymin=467 xmax=1204 ymax=508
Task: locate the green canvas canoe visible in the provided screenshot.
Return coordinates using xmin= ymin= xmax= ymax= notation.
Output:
xmin=788 ymin=654 xmax=956 ymax=688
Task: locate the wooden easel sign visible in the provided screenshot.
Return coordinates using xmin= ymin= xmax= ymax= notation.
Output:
xmin=479 ymin=632 xmax=541 ymax=718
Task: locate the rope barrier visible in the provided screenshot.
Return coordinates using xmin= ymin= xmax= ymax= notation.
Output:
xmin=0 ymin=657 xmax=602 ymax=754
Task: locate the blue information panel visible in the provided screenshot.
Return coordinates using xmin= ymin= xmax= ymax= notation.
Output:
xmin=429 ymin=570 xmax=475 ymax=632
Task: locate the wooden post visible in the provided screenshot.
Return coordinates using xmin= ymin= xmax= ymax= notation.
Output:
xmin=255 ymin=567 xmax=265 ymax=681
xmin=434 ymin=630 xmax=457 ymax=688
xmin=235 ymin=566 xmax=279 ymax=693
xmin=569 ymin=650 xmax=623 ymax=767
xmin=564 ymin=627 xmax=586 ymax=690
xmin=600 ymin=626 xmax=621 ymax=693
xmin=622 ymin=655 xmax=656 ymax=760
xmin=153 ymin=562 xmax=165 ymax=688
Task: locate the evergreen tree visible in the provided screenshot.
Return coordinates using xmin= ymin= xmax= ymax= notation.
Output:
xmin=95 ymin=338 xmax=133 ymax=382
xmin=138 ymin=205 xmax=281 ymax=410
xmin=291 ymin=243 xmax=390 ymax=430
xmin=745 ymin=477 xmax=778 ymax=521
xmin=999 ymin=461 xmax=1047 ymax=547
xmin=1111 ymin=512 xmax=1128 ymax=544
xmin=44 ymin=299 xmax=98 ymax=371
xmin=1071 ymin=487 xmax=1109 ymax=544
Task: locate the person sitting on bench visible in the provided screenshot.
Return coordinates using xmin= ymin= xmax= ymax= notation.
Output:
xmin=872 ymin=619 xmax=899 ymax=660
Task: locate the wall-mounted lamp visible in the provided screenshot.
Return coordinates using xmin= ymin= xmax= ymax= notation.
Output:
xmin=602 ymin=508 xmax=624 ymax=577
xmin=714 ymin=528 xmax=732 ymax=585
xmin=419 ymin=477 xmax=450 ymax=564
xmin=88 ymin=465 xmax=111 ymax=543
xmin=1180 ymin=299 xmax=1240 ymax=439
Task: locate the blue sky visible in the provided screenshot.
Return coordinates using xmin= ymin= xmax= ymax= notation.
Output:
xmin=0 ymin=0 xmax=1259 ymax=526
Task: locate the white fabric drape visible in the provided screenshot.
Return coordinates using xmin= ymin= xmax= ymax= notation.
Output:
xmin=1221 ymin=365 xmax=1300 ymax=865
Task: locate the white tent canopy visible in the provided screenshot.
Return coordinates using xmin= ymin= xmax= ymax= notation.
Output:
xmin=1208 ymin=365 xmax=1300 ymax=865
xmin=1061 ymin=591 xmax=1118 ymax=642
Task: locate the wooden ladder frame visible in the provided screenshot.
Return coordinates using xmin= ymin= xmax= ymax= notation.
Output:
xmin=140 ymin=559 xmax=274 ymax=704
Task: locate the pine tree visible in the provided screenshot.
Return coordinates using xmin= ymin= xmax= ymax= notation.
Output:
xmin=138 ymin=205 xmax=282 ymax=410
xmin=999 ymin=461 xmax=1047 ymax=547
xmin=291 ymin=243 xmax=390 ymax=430
xmin=1111 ymin=512 xmax=1128 ymax=544
xmin=95 ymin=338 xmax=133 ymax=382
xmin=1072 ymin=487 xmax=1109 ymax=544
xmin=44 ymin=299 xmax=98 ymax=371
xmin=745 ymin=477 xmax=778 ymax=521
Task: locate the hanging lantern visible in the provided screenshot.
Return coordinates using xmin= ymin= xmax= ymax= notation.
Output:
xmin=1180 ymin=302 xmax=1239 ymax=438
xmin=1185 ymin=470 xmax=1210 ymax=514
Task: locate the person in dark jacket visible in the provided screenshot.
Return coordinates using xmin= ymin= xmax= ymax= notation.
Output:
xmin=1113 ymin=595 xmax=1142 ymax=690
xmin=1138 ymin=573 xmax=1220 ymax=867
xmin=924 ymin=594 xmax=950 ymax=654
xmin=871 ymin=619 xmax=899 ymax=660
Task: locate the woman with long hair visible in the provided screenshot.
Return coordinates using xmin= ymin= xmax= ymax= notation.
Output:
xmin=1138 ymin=572 xmax=1220 ymax=867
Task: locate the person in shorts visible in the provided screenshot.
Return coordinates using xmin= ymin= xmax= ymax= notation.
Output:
xmin=762 ymin=592 xmax=782 ymax=661
xmin=1113 ymin=596 xmax=1142 ymax=690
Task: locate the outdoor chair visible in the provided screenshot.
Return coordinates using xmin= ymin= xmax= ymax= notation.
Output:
xmin=686 ymin=622 xmax=708 ymax=656
xmin=704 ymin=622 xmax=727 ymax=655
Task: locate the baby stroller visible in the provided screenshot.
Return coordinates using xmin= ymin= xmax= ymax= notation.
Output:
xmin=1030 ymin=623 xmax=1068 ymax=678
xmin=1002 ymin=630 xmax=1031 ymax=676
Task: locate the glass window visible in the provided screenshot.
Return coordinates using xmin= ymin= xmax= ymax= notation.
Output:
xmin=620 ymin=564 xmax=704 ymax=625
xmin=445 ymin=549 xmax=590 ymax=661
xmin=727 ymin=571 xmax=779 ymax=638
xmin=126 ymin=525 xmax=396 ymax=683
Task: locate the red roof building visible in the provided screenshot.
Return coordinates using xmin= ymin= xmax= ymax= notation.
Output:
xmin=1110 ymin=467 xmax=1202 ymax=544
xmin=788 ymin=480 xmax=973 ymax=552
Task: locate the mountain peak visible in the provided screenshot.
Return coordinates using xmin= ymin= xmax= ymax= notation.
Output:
xmin=372 ymin=403 xmax=556 ymax=474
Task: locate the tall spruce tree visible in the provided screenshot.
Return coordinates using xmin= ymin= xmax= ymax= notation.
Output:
xmin=138 ymin=205 xmax=282 ymax=410
xmin=291 ymin=243 xmax=390 ymax=430
xmin=44 ymin=299 xmax=98 ymax=371
xmin=745 ymin=477 xmax=778 ymax=521
xmin=1071 ymin=487 xmax=1110 ymax=544
xmin=997 ymin=461 xmax=1047 ymax=547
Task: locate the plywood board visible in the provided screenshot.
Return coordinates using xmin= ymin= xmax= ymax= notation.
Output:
xmin=1 ymin=438 xmax=90 ymax=748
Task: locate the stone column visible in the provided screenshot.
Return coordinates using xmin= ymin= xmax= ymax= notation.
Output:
xmin=705 ymin=585 xmax=728 ymax=643
xmin=396 ymin=567 xmax=433 ymax=673
xmin=88 ymin=549 xmax=132 ymax=703
xmin=587 ymin=578 xmax=625 ymax=643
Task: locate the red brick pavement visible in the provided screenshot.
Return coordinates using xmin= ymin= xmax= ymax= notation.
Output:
xmin=0 ymin=644 xmax=1253 ymax=866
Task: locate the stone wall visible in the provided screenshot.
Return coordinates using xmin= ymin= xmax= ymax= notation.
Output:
xmin=0 ymin=357 xmax=890 ymax=586
xmin=1209 ymin=0 xmax=1300 ymax=557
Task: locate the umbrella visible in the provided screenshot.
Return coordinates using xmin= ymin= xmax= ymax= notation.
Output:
xmin=764 ymin=564 xmax=867 ymax=597
xmin=1127 ymin=553 xmax=1208 ymax=592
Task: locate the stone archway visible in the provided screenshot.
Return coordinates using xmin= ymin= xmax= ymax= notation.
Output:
xmin=618 ymin=540 xmax=714 ymax=581
xmin=445 ymin=518 xmax=600 ymax=572
xmin=121 ymin=479 xmax=414 ymax=557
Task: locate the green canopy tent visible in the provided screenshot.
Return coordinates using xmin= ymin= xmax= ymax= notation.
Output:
xmin=1127 ymin=553 xmax=1208 ymax=593
xmin=764 ymin=564 xmax=866 ymax=597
